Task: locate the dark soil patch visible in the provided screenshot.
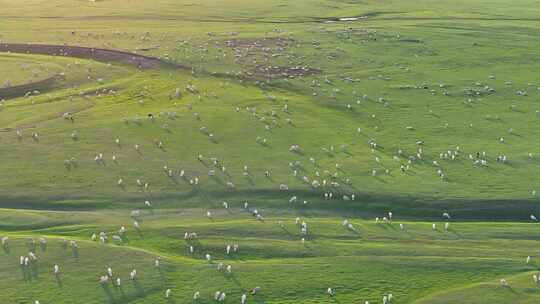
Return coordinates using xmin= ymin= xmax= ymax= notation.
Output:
xmin=0 ymin=75 xmax=58 ymax=100
xmin=0 ymin=43 xmax=185 ymax=69
xmin=398 ymin=38 xmax=423 ymax=43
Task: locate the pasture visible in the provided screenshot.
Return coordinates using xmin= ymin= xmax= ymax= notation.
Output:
xmin=1 ymin=0 xmax=540 ymax=303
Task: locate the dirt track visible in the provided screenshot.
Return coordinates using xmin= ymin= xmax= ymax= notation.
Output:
xmin=0 ymin=76 xmax=58 ymax=100
xmin=0 ymin=43 xmax=184 ymax=69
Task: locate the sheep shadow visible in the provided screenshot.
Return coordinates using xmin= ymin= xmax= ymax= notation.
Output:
xmin=55 ymin=274 xmax=63 ymax=287
xmin=101 ymin=284 xmax=115 ymax=302
xmin=117 ymin=285 xmax=126 ymax=298
xmin=279 ymin=226 xmax=294 ymax=238
xmin=72 ymin=246 xmax=79 ymax=258
xmin=210 ymin=175 xmax=225 ymax=187
xmin=132 ymin=279 xmax=144 ymax=297
xmin=29 ymin=262 xmax=39 ymax=279
xmin=135 ymin=229 xmax=144 ymax=239
xmin=223 ymin=272 xmax=243 ymax=289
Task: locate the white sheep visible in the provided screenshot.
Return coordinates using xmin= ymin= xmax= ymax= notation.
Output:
xmin=130 ymin=269 xmax=137 ymax=280
xmin=218 ymin=292 xmax=226 ymax=302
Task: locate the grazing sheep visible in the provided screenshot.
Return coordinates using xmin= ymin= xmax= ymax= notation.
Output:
xmin=218 ymin=292 xmax=226 ymax=302
xmin=130 ymin=269 xmax=137 ymax=280
xmin=1 ymin=236 xmax=8 ymax=247
xmin=28 ymin=252 xmax=37 ymax=261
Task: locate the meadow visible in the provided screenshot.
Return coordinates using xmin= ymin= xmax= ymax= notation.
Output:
xmin=1 ymin=0 xmax=540 ymax=303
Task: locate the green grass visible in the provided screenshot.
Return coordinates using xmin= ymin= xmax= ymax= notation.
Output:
xmin=2 ymin=208 xmax=539 ymax=303
xmin=1 ymin=0 xmax=540 ymax=302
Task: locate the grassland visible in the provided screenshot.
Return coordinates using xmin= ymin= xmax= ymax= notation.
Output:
xmin=1 ymin=0 xmax=540 ymax=303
